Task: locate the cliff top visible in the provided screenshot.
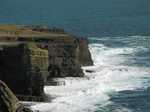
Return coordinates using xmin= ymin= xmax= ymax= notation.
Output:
xmin=0 ymin=24 xmax=75 ymax=41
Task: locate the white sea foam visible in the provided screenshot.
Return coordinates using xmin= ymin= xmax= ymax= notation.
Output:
xmin=31 ymin=37 xmax=150 ymax=112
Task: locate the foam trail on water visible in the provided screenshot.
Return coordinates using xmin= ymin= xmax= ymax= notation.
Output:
xmin=31 ymin=37 xmax=150 ymax=112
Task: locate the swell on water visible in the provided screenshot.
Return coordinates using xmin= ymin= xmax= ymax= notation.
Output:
xmin=31 ymin=36 xmax=150 ymax=112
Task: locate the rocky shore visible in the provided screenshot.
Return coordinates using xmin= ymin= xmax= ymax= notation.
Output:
xmin=0 ymin=25 xmax=93 ymax=111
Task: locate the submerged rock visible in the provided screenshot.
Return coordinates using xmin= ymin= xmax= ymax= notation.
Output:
xmin=85 ymin=70 xmax=95 ymax=73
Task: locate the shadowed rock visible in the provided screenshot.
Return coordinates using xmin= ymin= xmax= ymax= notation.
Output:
xmin=0 ymin=43 xmax=47 ymax=101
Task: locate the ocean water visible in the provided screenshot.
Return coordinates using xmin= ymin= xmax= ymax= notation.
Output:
xmin=1 ymin=0 xmax=150 ymax=112
xmin=0 ymin=0 xmax=150 ymax=37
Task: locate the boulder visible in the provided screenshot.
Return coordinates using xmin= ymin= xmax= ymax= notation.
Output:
xmin=0 ymin=80 xmax=32 ymax=112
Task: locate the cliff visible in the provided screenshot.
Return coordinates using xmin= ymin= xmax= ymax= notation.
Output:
xmin=0 ymin=24 xmax=93 ymax=101
xmin=48 ymin=38 xmax=84 ymax=78
xmin=0 ymin=80 xmax=32 ymax=112
xmin=0 ymin=43 xmax=47 ymax=101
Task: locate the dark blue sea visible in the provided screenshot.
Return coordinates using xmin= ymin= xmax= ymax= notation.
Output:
xmin=1 ymin=0 xmax=150 ymax=112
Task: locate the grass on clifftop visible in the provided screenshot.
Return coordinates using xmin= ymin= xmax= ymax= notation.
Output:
xmin=0 ymin=24 xmax=73 ymax=41
xmin=0 ymin=25 xmax=21 ymax=31
xmin=0 ymin=24 xmax=25 ymax=34
xmin=0 ymin=24 xmax=50 ymax=36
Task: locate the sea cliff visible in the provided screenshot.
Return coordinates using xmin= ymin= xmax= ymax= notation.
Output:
xmin=0 ymin=25 xmax=93 ymax=103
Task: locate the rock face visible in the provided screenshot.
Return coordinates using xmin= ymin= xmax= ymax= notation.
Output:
xmin=48 ymin=38 xmax=84 ymax=78
xmin=0 ymin=43 xmax=48 ymax=101
xmin=0 ymin=80 xmax=32 ymax=112
xmin=77 ymin=38 xmax=93 ymax=66
xmin=47 ymin=37 xmax=93 ymax=78
xmin=0 ymin=25 xmax=93 ymax=101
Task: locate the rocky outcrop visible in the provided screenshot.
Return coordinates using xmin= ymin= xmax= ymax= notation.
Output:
xmin=76 ymin=38 xmax=93 ymax=66
xmin=0 ymin=80 xmax=32 ymax=112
